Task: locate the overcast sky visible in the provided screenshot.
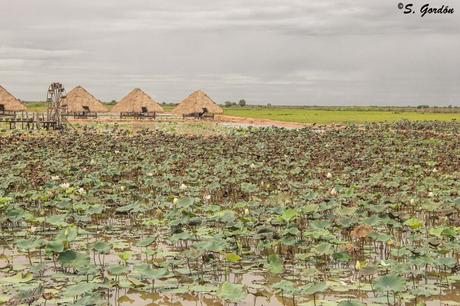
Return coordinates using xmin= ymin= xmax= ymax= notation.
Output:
xmin=1 ymin=0 xmax=459 ymax=106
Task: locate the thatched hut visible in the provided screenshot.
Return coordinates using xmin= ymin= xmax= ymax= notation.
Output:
xmin=172 ymin=90 xmax=223 ymax=116
xmin=112 ymin=88 xmax=164 ymax=113
xmin=0 ymin=85 xmax=27 ymax=112
xmin=63 ymin=86 xmax=109 ymax=113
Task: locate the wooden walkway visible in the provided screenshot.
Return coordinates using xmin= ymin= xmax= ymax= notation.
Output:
xmin=0 ymin=112 xmax=59 ymax=130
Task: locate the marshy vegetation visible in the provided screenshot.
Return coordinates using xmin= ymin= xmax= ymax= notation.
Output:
xmin=0 ymin=121 xmax=459 ymax=305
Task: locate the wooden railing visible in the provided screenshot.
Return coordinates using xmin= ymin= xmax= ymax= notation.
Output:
xmin=120 ymin=112 xmax=156 ymax=119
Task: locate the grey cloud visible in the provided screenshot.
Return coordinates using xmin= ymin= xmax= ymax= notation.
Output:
xmin=0 ymin=0 xmax=459 ymax=105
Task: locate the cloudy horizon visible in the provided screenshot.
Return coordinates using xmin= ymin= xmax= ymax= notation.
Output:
xmin=1 ymin=0 xmax=459 ymax=106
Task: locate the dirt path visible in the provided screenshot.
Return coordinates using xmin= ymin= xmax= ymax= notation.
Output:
xmin=215 ymin=115 xmax=309 ymax=128
xmin=66 ymin=113 xmax=311 ymax=129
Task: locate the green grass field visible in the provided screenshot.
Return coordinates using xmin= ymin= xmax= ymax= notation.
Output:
xmin=223 ymin=107 xmax=460 ymax=124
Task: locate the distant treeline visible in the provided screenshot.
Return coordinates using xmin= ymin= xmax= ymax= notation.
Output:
xmin=221 ymin=104 xmax=460 ymax=113
xmin=23 ymin=100 xmax=460 ymax=113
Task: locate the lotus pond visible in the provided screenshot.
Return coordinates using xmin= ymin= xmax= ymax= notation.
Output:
xmin=0 ymin=121 xmax=459 ymax=306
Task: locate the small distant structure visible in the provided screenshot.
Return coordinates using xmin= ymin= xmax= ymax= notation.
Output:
xmin=62 ymin=86 xmax=108 ymax=118
xmin=112 ymin=88 xmax=164 ymax=119
xmin=0 ymin=85 xmax=27 ymax=115
xmin=1 ymin=83 xmax=69 ymax=130
xmin=46 ymin=83 xmax=67 ymax=129
xmin=173 ymin=90 xmax=223 ymax=119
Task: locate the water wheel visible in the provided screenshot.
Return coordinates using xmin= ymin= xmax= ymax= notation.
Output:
xmin=46 ymin=83 xmax=67 ymax=129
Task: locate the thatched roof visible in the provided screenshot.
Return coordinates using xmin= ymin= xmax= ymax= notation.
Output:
xmin=112 ymin=88 xmax=164 ymax=113
xmin=172 ymin=90 xmax=223 ymax=115
xmin=0 ymin=85 xmax=27 ymax=111
xmin=63 ymin=86 xmax=109 ymax=113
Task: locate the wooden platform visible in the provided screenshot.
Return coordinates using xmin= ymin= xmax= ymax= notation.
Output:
xmin=183 ymin=113 xmax=215 ymax=120
xmin=0 ymin=112 xmax=60 ymax=130
xmin=65 ymin=112 xmax=98 ymax=119
xmin=120 ymin=112 xmax=156 ymax=119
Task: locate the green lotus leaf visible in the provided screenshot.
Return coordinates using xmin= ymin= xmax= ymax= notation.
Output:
xmin=69 ymin=294 xmax=105 ymax=306
xmin=240 ymin=182 xmax=258 ymax=194
xmin=437 ymin=257 xmax=456 ymax=268
xmin=279 ymin=208 xmax=299 ymax=223
xmin=134 ymin=264 xmax=169 ymax=280
xmin=87 ymin=204 xmax=104 ymax=215
xmin=136 ymin=237 xmax=156 ymax=248
xmin=175 ymin=198 xmax=195 ymax=208
xmin=62 ymin=282 xmax=100 ymax=297
xmin=195 ymin=239 xmax=226 ymax=252
xmin=0 ymin=197 xmax=13 ymax=205
xmin=0 ymin=295 xmax=11 ymax=304
xmin=6 ymin=207 xmax=27 ymax=221
xmin=56 ymin=225 xmax=78 ymax=242
xmin=302 ymin=282 xmax=328 ymax=296
xmin=302 ymin=204 xmax=319 ymax=215
xmin=337 ymin=299 xmax=366 ymax=306
xmin=107 ymin=265 xmax=128 ymax=276
xmin=0 ymin=272 xmax=33 ymax=284
xmin=225 ymin=252 xmax=242 ymax=263
xmin=58 ymin=250 xmax=90 ymax=268
xmin=46 ymin=215 xmax=68 ymax=227
xmin=272 ymin=280 xmax=296 ymax=295
xmin=16 ymin=239 xmax=40 ymax=251
xmin=190 ymin=284 xmax=218 ymax=293
xmin=374 ymin=274 xmax=406 ymax=292
xmin=46 ymin=239 xmax=65 ymax=253
xmin=404 ymin=218 xmax=424 ymax=230
xmin=117 ymin=251 xmax=133 ymax=262
xmin=332 ymin=251 xmax=352 ymax=262
xmin=312 ymin=242 xmax=333 ymax=256
xmin=91 ymin=241 xmax=112 ymax=254
xmin=216 ymin=282 xmax=247 ymax=303
xmin=267 ymin=254 xmax=284 ymax=274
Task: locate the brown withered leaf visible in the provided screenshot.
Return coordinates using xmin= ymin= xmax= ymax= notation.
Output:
xmin=351 ymin=224 xmax=374 ymax=239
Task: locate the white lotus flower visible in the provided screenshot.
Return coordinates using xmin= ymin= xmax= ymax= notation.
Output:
xmin=179 ymin=183 xmax=187 ymax=190
xmin=244 ymin=208 xmax=250 ymax=215
xmin=51 ymin=176 xmax=60 ymax=181
xmin=120 ymin=186 xmax=125 ymax=191
xmin=60 ymin=183 xmax=70 ymax=189
xmin=250 ymin=163 xmax=256 ymax=169
xmin=173 ymin=197 xmax=178 ymax=204
xmin=410 ymin=198 xmax=415 ymax=205
xmin=204 ymin=194 xmax=211 ymax=200
xmin=146 ymin=172 xmax=154 ymax=177
xmin=432 ymin=168 xmax=438 ymax=173
xmin=428 ymin=192 xmax=434 ymax=197
xmin=78 ymin=188 xmax=86 ymax=195
xmin=326 ymin=172 xmax=333 ymax=179
xmin=330 ymin=188 xmax=338 ymax=196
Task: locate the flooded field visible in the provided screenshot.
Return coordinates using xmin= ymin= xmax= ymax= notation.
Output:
xmin=0 ymin=121 xmax=459 ymax=305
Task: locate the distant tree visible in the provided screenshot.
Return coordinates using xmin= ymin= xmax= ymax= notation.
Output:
xmin=238 ymin=99 xmax=247 ymax=107
xmin=232 ymin=102 xmax=237 ymax=106
xmin=267 ymin=103 xmax=272 ymax=107
xmin=417 ymin=105 xmax=429 ymax=109
xmin=224 ymin=101 xmax=232 ymax=107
